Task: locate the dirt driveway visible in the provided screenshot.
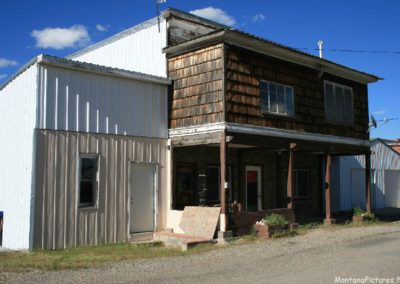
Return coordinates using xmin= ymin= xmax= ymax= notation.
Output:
xmin=3 ymin=223 xmax=400 ymax=284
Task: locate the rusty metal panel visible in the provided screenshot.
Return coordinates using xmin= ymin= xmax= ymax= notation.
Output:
xmin=33 ymin=129 xmax=168 ymax=249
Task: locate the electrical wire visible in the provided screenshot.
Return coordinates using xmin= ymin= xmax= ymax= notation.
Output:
xmin=298 ymin=48 xmax=400 ymax=54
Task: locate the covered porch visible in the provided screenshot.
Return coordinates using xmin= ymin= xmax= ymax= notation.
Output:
xmin=169 ymin=123 xmax=372 ymax=236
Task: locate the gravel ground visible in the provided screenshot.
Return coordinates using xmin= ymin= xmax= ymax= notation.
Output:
xmin=2 ymin=223 xmax=400 ymax=284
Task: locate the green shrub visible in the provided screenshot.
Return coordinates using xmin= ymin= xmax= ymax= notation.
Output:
xmin=263 ymin=213 xmax=289 ymax=227
xmin=353 ymin=207 xmax=365 ymax=216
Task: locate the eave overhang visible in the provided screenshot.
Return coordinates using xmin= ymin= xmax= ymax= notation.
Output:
xmin=163 ymin=29 xmax=382 ymax=85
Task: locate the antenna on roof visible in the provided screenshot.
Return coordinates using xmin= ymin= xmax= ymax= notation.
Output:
xmin=156 ymin=0 xmax=167 ymax=33
xmin=368 ymin=114 xmax=399 ymax=132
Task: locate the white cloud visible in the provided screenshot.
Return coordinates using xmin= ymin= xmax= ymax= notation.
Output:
xmin=0 ymin=58 xmax=17 ymax=68
xmin=96 ymin=24 xmax=108 ymax=32
xmin=252 ymin=13 xmax=265 ymax=23
xmin=0 ymin=74 xmax=7 ymax=79
xmin=31 ymin=25 xmax=90 ymax=50
xmin=373 ymin=110 xmax=386 ymax=115
xmin=189 ymin=7 xmax=236 ymax=26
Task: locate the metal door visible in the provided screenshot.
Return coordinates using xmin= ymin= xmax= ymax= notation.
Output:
xmin=130 ymin=163 xmax=157 ymax=234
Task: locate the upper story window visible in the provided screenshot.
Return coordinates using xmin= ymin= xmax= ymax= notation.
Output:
xmin=260 ymin=80 xmax=294 ymax=116
xmin=324 ymin=81 xmax=353 ymax=125
xmin=79 ymin=155 xmax=99 ymax=208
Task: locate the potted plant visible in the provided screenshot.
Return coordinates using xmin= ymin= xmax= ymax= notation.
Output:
xmin=254 ymin=213 xmax=289 ymax=238
xmin=352 ymin=207 xmax=375 ymax=223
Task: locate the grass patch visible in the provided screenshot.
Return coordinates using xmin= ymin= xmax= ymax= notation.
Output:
xmin=271 ymin=230 xmax=298 ymax=239
xmin=0 ymin=241 xmax=214 ymax=273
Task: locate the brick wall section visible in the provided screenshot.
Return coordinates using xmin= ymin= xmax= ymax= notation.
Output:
xmin=225 ymin=45 xmax=369 ymax=140
xmin=168 ymin=44 xmax=224 ymax=128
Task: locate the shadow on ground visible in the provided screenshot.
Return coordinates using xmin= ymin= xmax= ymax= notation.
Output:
xmin=294 ymin=207 xmax=400 ymax=225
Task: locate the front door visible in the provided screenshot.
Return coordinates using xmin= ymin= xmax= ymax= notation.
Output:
xmin=130 ymin=163 xmax=157 ymax=234
xmin=246 ymin=166 xmax=262 ymax=211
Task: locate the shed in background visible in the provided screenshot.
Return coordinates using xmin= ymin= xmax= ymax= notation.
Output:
xmin=332 ymin=139 xmax=400 ymax=211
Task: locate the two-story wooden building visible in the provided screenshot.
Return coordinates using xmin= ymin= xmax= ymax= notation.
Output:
xmin=162 ymin=13 xmax=381 ymax=234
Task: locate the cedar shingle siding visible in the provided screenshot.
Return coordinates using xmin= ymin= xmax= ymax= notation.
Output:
xmin=225 ymin=45 xmax=368 ymax=140
xmin=168 ymin=44 xmax=224 ymax=128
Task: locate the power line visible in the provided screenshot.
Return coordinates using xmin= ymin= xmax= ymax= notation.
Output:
xmin=298 ymin=47 xmax=400 ymax=55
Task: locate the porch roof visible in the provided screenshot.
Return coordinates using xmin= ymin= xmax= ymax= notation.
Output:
xmin=169 ymin=122 xmax=370 ymax=154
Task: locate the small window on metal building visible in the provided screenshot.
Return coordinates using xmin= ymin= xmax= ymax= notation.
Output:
xmin=79 ymin=155 xmax=99 ymax=208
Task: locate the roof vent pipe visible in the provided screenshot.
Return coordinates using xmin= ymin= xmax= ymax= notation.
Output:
xmin=318 ymin=41 xmax=323 ymax=58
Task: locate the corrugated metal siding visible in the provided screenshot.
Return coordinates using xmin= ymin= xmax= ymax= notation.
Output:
xmin=69 ymin=20 xmax=167 ymax=77
xmin=33 ymin=129 xmax=168 ymax=249
xmin=335 ymin=141 xmax=400 ymax=210
xmin=38 ymin=64 xmax=168 ymax=138
xmin=0 ymin=64 xmax=38 ymax=249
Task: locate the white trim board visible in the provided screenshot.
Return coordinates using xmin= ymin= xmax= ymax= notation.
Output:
xmin=169 ymin=122 xmax=371 ymax=148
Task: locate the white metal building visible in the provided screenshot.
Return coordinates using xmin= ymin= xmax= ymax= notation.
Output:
xmin=0 ymin=55 xmax=170 ymax=249
xmin=332 ymin=139 xmax=400 ymax=211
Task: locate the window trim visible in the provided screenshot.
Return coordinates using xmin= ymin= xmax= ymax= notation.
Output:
xmin=78 ymin=153 xmax=100 ymax=209
xmin=283 ymin=168 xmax=311 ymax=199
xmin=324 ymin=80 xmax=354 ymax=126
xmin=260 ymin=80 xmax=295 ymax=117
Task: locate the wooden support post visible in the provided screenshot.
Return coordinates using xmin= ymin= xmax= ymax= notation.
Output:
xmin=220 ymin=130 xmax=227 ymax=232
xmin=287 ymin=143 xmax=296 ymax=209
xmin=324 ymin=153 xmax=336 ymax=225
xmin=365 ymin=151 xmax=372 ymax=213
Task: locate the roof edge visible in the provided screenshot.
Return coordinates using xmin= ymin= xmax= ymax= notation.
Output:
xmin=66 ymin=16 xmax=160 ymax=60
xmin=164 ymin=29 xmax=382 ymax=84
xmin=38 ymin=55 xmax=171 ymax=85
xmin=0 ymin=56 xmax=39 ymax=91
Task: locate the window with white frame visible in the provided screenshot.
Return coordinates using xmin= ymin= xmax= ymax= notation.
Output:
xmin=79 ymin=155 xmax=99 ymax=208
xmin=324 ymin=81 xmax=353 ymax=125
xmin=260 ymin=80 xmax=294 ymax=116
xmin=283 ymin=169 xmax=310 ymax=198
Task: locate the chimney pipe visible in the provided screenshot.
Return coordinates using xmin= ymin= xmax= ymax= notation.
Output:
xmin=318 ymin=41 xmax=323 ymax=58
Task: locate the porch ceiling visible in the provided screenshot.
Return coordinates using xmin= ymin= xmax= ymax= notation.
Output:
xmin=170 ymin=129 xmax=369 ymax=155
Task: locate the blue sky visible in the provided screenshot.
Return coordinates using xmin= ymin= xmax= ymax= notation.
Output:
xmin=1 ymin=0 xmax=399 ymax=139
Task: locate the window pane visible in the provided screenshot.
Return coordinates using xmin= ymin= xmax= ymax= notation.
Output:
xmin=344 ymin=88 xmax=353 ymax=125
xmin=269 ymin=83 xmax=277 ymax=113
xmin=285 ymin=87 xmax=294 ymax=116
xmin=81 ymin=158 xmax=96 ymax=180
xmin=335 ymin=86 xmax=344 ymax=123
xmin=206 ymin=167 xmax=220 ymax=203
xmin=296 ymin=170 xmax=309 ymax=197
xmin=260 ymin=81 xmax=269 ymax=113
xmin=80 ymin=181 xmax=95 ymax=205
xmin=277 ymin=93 xmax=285 ymax=114
xmin=325 ymin=83 xmax=334 ymax=121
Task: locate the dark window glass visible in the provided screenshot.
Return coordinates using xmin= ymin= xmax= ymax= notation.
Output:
xmin=260 ymin=81 xmax=294 ymax=116
xmin=175 ymin=166 xmax=195 ymax=210
xmin=284 ymin=169 xmax=310 ymax=198
xmin=79 ymin=157 xmax=98 ymax=207
xmin=206 ymin=167 xmax=220 ymax=203
xmin=325 ymin=82 xmax=353 ymax=125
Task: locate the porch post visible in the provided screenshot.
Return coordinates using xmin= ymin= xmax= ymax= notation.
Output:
xmin=324 ymin=153 xmax=336 ymax=225
xmin=365 ymin=150 xmax=372 ymax=213
xmin=220 ymin=130 xmax=227 ymax=232
xmin=287 ymin=143 xmax=296 ymax=209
